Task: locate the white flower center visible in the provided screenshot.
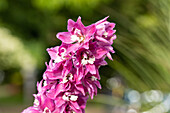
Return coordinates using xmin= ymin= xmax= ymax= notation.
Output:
xmin=78 ymin=36 xmax=84 ymax=43
xmin=103 ymin=31 xmax=108 ymax=37
xmin=81 ymin=57 xmax=88 ymax=65
xmin=88 ymin=57 xmax=95 ymax=64
xmin=43 ymin=107 xmax=51 ymax=113
xmin=71 ymin=35 xmax=84 ymax=43
xmin=43 ymin=81 xmax=47 ymax=86
xmin=81 ymin=56 xmax=95 ymax=65
xmin=54 ymin=47 xmax=67 ymax=63
xmin=71 ymin=35 xmax=79 ymax=42
xmin=60 ymin=47 xmax=66 ymax=57
xmin=74 ymin=29 xmax=81 ymax=35
xmin=62 ymin=94 xmax=78 ymax=101
xmin=62 ymin=78 xmax=68 ymax=83
xmin=61 ymin=73 xmax=73 ymax=83
xmin=70 ymin=95 xmax=78 ymax=101
xmin=34 ymin=98 xmax=39 ymax=107
xmin=91 ymin=76 xmax=97 ymax=81
xmin=62 ymin=94 xmax=69 ymax=101
xmin=71 ymin=29 xmax=84 ymax=43
xmin=54 ymin=57 xmax=63 ymax=63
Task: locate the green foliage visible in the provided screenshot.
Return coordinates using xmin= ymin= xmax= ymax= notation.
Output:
xmin=111 ymin=0 xmax=170 ymax=92
xmin=0 ymin=0 xmax=8 ymax=11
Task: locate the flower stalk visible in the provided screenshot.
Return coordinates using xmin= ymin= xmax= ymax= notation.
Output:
xmin=22 ymin=16 xmax=116 ymax=113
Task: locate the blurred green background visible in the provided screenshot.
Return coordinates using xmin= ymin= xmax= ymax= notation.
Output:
xmin=0 ymin=0 xmax=169 ymax=113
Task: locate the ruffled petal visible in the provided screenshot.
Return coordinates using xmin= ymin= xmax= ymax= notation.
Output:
xmin=56 ymin=32 xmax=74 ymax=44
xmin=67 ymin=19 xmax=76 ymax=32
xmin=85 ymin=24 xmax=96 ymax=37
xmin=76 ymin=16 xmax=86 ymax=34
xmin=95 ymin=16 xmax=109 ymax=25
xmin=22 ymin=107 xmax=40 ymax=113
xmin=86 ymin=64 xmax=96 ymax=74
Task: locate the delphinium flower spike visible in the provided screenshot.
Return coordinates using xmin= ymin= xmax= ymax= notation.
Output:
xmin=22 ymin=16 xmax=116 ymax=113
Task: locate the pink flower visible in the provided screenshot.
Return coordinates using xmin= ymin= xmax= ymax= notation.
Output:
xmin=57 ymin=17 xmax=96 ymax=52
xmin=94 ymin=17 xmax=116 ymax=60
xmin=75 ymin=48 xmax=96 ymax=75
xmin=82 ymin=73 xmax=101 ymax=99
xmin=95 ymin=16 xmax=116 ymax=45
xmin=22 ymin=16 xmax=116 ymax=113
xmin=22 ymin=81 xmax=55 ymax=113
xmin=47 ymin=43 xmax=71 ymax=63
xmin=54 ymin=92 xmax=88 ymax=113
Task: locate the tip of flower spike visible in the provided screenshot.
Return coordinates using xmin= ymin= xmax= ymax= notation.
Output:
xmin=105 ymin=16 xmax=109 ymax=19
xmin=77 ymin=16 xmax=81 ymax=20
xmin=76 ymin=16 xmax=82 ymax=25
xmin=95 ymin=16 xmax=109 ymax=25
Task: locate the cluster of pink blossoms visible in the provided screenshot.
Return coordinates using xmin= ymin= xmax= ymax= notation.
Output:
xmin=22 ymin=16 xmax=116 ymax=113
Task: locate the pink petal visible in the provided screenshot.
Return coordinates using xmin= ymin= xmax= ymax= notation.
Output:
xmin=47 ymin=48 xmax=57 ymax=60
xmin=95 ymin=36 xmax=110 ymax=44
xmin=66 ymin=43 xmax=80 ymax=54
xmin=106 ymin=52 xmax=113 ymax=60
xmin=70 ymin=101 xmax=81 ymax=111
xmin=109 ymin=34 xmax=117 ymax=44
xmin=94 ymin=80 xmax=102 ymax=89
xmin=22 ymin=107 xmax=40 ymax=113
xmin=44 ymin=98 xmax=55 ymax=112
xmin=95 ymin=16 xmax=109 ymax=25
xmin=55 ymin=97 xmax=66 ymax=107
xmin=86 ymin=81 xmax=94 ymax=99
xmin=47 ymin=84 xmax=64 ymax=99
xmin=76 ymin=16 xmax=86 ymax=34
xmin=95 ymin=48 xmax=108 ymax=59
xmin=107 ymin=23 xmax=116 ymax=29
xmin=67 ymin=19 xmax=76 ymax=32
xmin=45 ymin=71 xmax=61 ymax=80
xmin=77 ymin=67 xmax=84 ymax=81
xmin=59 ymin=103 xmax=67 ymax=113
xmin=82 ymin=42 xmax=89 ymax=50
xmin=92 ymin=84 xmax=98 ymax=95
xmin=56 ymin=32 xmax=74 ymax=44
xmin=107 ymin=30 xmax=116 ymax=37
xmin=86 ymin=64 xmax=96 ymax=74
xmin=76 ymin=84 xmax=85 ymax=95
xmin=85 ymin=24 xmax=96 ymax=37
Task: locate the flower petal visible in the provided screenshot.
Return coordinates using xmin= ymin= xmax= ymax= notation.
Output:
xmin=85 ymin=24 xmax=96 ymax=37
xmin=67 ymin=19 xmax=76 ymax=32
xmin=46 ymin=47 xmax=58 ymax=60
xmin=95 ymin=36 xmax=110 ymax=44
xmin=56 ymin=32 xmax=74 ymax=44
xmin=106 ymin=52 xmax=113 ymax=60
xmin=22 ymin=107 xmax=40 ymax=113
xmin=95 ymin=16 xmax=109 ymax=25
xmin=94 ymin=48 xmax=108 ymax=59
xmin=70 ymin=101 xmax=81 ymax=111
xmin=76 ymin=84 xmax=85 ymax=95
xmin=86 ymin=64 xmax=96 ymax=74
xmin=76 ymin=16 xmax=86 ymax=34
